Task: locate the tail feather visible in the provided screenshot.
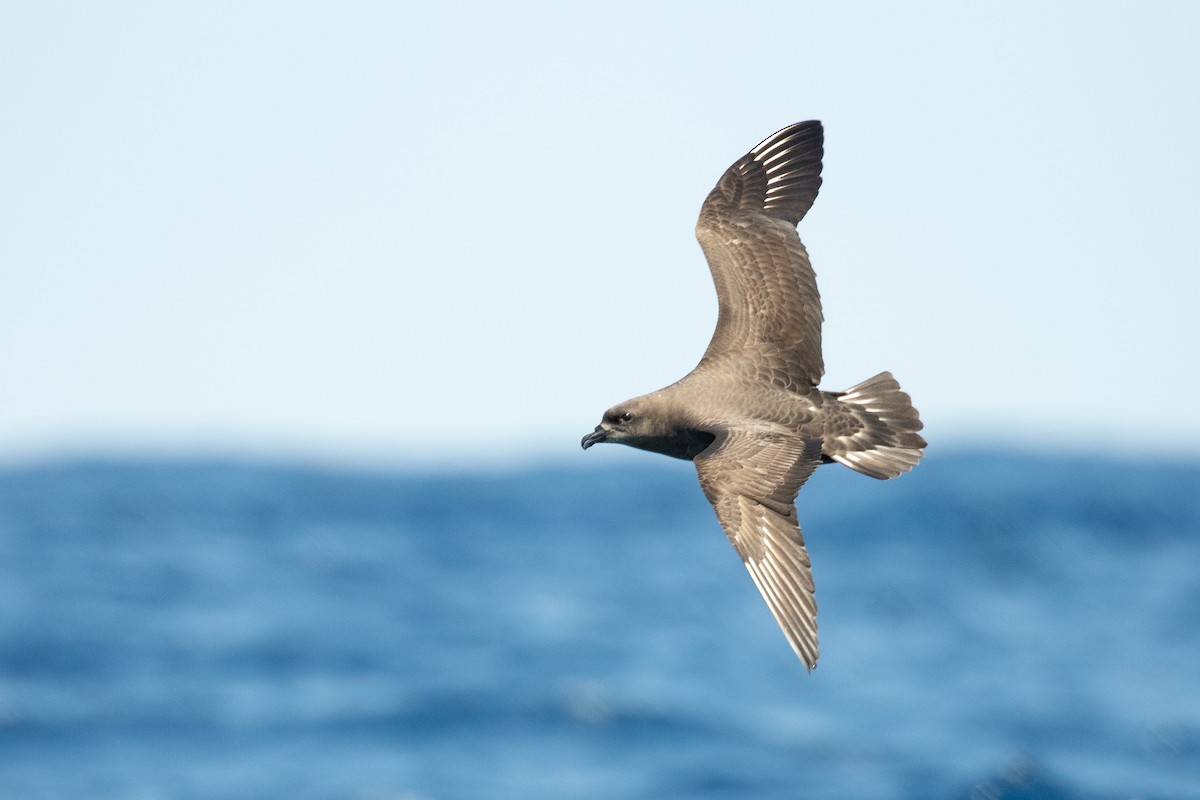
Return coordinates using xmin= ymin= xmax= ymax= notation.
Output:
xmin=829 ymin=372 xmax=926 ymax=480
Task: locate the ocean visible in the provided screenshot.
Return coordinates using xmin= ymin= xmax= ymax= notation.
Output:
xmin=0 ymin=451 xmax=1197 ymax=799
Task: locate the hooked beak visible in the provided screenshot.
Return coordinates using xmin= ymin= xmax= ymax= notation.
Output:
xmin=580 ymin=425 xmax=608 ymax=450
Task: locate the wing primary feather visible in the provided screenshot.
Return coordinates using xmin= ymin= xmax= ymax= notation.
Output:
xmin=767 ymin=167 xmax=821 ymax=184
xmin=745 ymin=558 xmax=817 ymax=667
xmin=761 ymin=542 xmax=818 ymax=620
xmin=751 ymin=121 xmax=822 ymax=158
xmin=764 ymin=534 xmax=817 ymax=597
xmin=761 ymin=143 xmax=822 ymax=169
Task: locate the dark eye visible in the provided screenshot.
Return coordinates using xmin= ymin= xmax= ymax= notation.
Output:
xmin=618 ymin=412 xmax=633 ymax=423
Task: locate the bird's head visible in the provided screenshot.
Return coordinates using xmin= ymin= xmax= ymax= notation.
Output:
xmin=581 ymin=395 xmax=714 ymax=460
xmin=581 ymin=398 xmax=651 ymax=450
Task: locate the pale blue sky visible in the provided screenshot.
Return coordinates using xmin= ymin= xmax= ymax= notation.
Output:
xmin=2 ymin=2 xmax=1197 ymax=465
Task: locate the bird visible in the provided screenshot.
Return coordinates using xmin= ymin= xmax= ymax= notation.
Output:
xmin=581 ymin=121 xmax=926 ymax=670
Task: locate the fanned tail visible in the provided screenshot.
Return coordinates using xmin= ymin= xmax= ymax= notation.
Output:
xmin=829 ymin=372 xmax=926 ymax=480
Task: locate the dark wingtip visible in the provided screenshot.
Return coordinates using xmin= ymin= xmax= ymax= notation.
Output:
xmin=750 ymin=121 xmax=824 ymax=225
xmin=705 ymin=120 xmax=824 ymax=227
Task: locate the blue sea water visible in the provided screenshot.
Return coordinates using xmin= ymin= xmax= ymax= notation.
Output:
xmin=0 ymin=451 xmax=1197 ymax=800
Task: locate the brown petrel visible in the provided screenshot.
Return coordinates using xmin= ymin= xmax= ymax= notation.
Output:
xmin=581 ymin=121 xmax=926 ymax=670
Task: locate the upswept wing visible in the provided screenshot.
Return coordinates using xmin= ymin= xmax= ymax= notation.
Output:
xmin=695 ymin=121 xmax=825 ymax=388
xmin=694 ymin=428 xmax=825 ymax=669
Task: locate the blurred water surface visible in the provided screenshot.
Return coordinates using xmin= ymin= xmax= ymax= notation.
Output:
xmin=0 ymin=451 xmax=1197 ymax=799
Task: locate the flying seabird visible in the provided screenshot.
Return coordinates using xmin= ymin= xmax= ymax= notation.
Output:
xmin=581 ymin=121 xmax=926 ymax=670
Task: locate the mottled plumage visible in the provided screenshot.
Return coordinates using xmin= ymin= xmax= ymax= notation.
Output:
xmin=582 ymin=121 xmax=926 ymax=670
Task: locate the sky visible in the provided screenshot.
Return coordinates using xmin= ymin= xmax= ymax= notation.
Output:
xmin=2 ymin=2 xmax=1198 ymax=467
